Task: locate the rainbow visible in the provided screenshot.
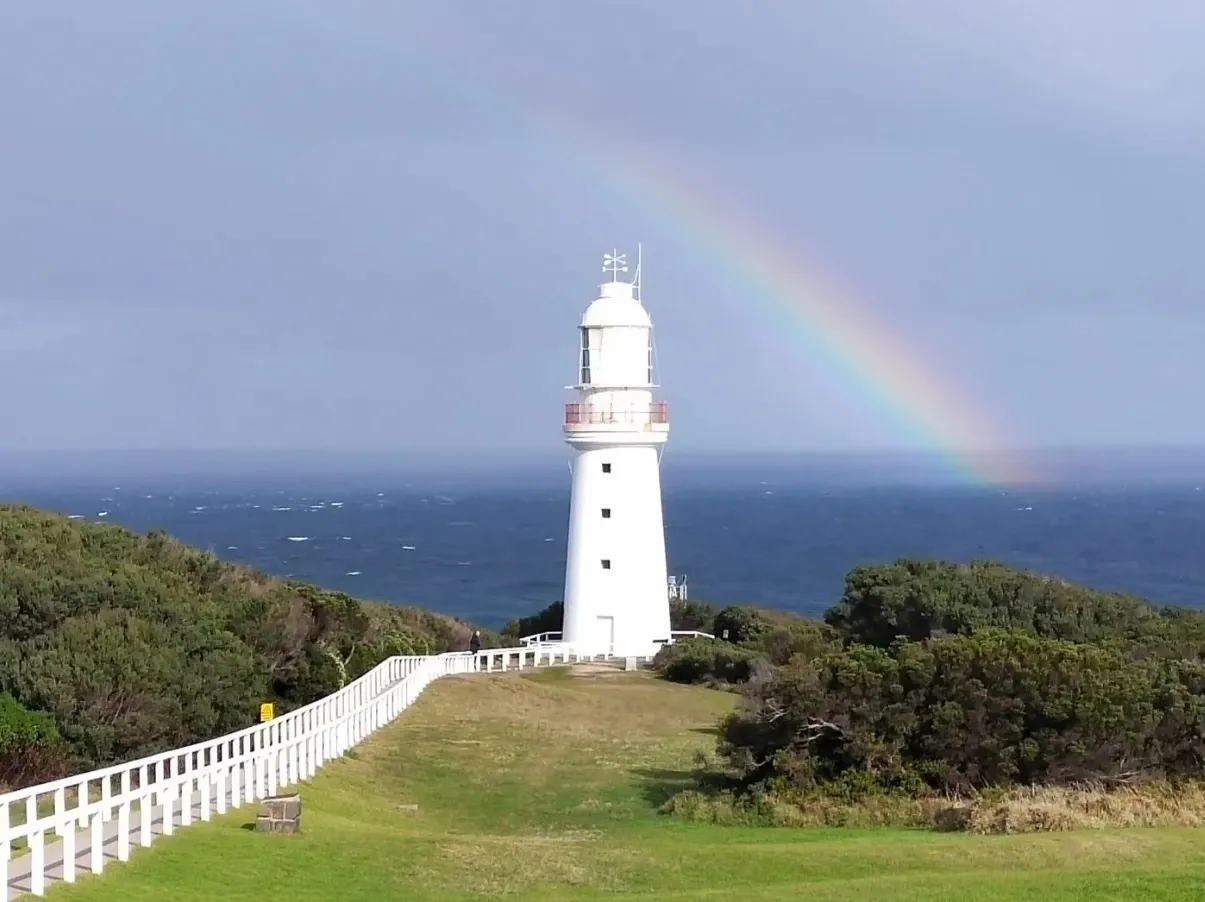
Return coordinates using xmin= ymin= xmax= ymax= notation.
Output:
xmin=399 ymin=21 xmax=1037 ymax=486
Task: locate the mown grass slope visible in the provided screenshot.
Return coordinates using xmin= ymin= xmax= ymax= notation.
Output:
xmin=46 ymin=667 xmax=1205 ymax=901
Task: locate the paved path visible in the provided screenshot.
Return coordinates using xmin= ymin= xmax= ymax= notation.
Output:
xmin=5 ymin=781 xmax=241 ymax=900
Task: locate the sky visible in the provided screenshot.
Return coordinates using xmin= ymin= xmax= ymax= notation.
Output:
xmin=1 ymin=1 xmax=1203 ymax=468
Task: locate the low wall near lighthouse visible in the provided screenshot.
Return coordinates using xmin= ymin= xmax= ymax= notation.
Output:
xmin=1 ymin=643 xmax=630 ymax=900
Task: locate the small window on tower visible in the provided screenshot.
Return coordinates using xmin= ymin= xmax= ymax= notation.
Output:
xmin=601 ymin=462 xmax=612 ymax=473
xmin=580 ymin=327 xmax=594 ymax=385
xmin=601 ymin=559 xmax=612 ymax=569
xmin=601 ymin=508 xmax=612 ymax=518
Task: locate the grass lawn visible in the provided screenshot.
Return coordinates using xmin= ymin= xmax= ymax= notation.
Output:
xmin=46 ymin=665 xmax=1205 ymax=901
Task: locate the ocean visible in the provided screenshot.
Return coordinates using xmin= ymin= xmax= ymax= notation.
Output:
xmin=6 ymin=465 xmax=1205 ymax=627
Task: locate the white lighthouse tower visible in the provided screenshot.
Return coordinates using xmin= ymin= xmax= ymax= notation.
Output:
xmin=561 ymin=249 xmax=672 ymax=657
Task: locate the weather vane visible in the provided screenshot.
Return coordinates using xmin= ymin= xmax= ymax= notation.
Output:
xmin=602 ymin=250 xmax=628 ymax=279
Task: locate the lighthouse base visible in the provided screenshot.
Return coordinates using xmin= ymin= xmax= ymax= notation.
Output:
xmin=561 ymin=444 xmax=672 ymax=657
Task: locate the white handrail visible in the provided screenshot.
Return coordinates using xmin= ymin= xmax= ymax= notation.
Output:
xmin=518 ymin=631 xmax=563 ymax=646
xmin=521 ymin=631 xmax=710 ymax=646
xmin=1 ymin=643 xmax=625 ymax=898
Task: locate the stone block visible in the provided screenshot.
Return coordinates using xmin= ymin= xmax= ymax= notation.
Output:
xmin=254 ymin=793 xmax=302 ymax=834
xmin=624 ymin=656 xmax=638 ymax=671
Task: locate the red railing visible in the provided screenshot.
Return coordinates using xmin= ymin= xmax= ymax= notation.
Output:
xmin=564 ymin=401 xmax=669 ymax=427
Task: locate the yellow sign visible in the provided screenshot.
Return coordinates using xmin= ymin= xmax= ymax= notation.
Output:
xmin=260 ymin=703 xmax=275 ymax=722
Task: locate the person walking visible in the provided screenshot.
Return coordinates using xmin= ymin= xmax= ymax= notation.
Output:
xmin=469 ymin=630 xmax=482 ymax=670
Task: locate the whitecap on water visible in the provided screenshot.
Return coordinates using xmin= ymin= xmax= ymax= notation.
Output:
xmin=401 ymin=545 xmax=416 ymax=550
xmin=346 ymin=570 xmax=361 ymax=576
xmin=286 ymin=536 xmax=310 ymax=542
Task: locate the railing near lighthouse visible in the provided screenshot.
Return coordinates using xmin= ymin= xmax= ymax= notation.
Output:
xmin=563 ymin=401 xmax=669 ymax=428
xmin=518 ymin=630 xmax=713 ymax=647
xmin=0 ymin=643 xmax=628 ymax=899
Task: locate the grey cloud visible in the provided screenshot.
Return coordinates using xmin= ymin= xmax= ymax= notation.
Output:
xmin=0 ymin=1 xmax=1202 ymax=454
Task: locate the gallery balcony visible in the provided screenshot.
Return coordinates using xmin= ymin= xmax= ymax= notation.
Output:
xmin=563 ymin=401 xmax=670 ymax=435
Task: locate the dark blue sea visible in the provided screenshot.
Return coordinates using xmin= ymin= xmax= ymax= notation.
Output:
xmin=5 ymin=462 xmax=1205 ymax=627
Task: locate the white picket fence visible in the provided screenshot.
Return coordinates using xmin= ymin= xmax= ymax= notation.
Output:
xmin=1 ymin=643 xmax=612 ymax=900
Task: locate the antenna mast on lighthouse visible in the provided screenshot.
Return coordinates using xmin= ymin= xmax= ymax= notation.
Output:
xmin=634 ymin=242 xmax=643 ymax=302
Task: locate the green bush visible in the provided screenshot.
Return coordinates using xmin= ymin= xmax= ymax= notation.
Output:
xmin=654 ymin=637 xmax=757 ymax=685
xmin=718 ymin=629 xmax=1205 ymax=794
xmin=670 ymin=598 xmax=719 ymax=632
xmin=0 ymin=693 xmax=69 ymax=790
xmin=0 ymin=504 xmax=484 ymax=779
xmin=823 ymin=558 xmax=1188 ymax=650
xmin=712 ymin=606 xmax=775 ymax=645
xmin=759 ymin=621 xmax=842 ymax=667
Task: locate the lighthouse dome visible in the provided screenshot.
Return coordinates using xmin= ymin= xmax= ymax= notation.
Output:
xmin=580 ymin=280 xmax=651 ymax=328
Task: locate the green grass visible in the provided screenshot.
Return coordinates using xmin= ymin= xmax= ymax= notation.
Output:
xmin=43 ymin=665 xmax=1205 ymax=900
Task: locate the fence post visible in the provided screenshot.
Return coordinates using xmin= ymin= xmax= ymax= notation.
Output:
xmin=117 ymin=801 xmax=131 ymax=861
xmin=179 ymin=757 xmax=192 ymax=828
xmin=62 ymin=817 xmax=77 ymax=882
xmin=140 ymin=789 xmax=153 ymax=848
xmin=29 ymin=829 xmax=45 ymax=896
xmin=89 ymin=812 xmax=104 ymax=874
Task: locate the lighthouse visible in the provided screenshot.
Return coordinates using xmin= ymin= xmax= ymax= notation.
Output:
xmin=561 ymin=249 xmax=672 ymax=657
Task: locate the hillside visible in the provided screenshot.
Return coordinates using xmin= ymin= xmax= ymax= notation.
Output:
xmin=0 ymin=503 xmax=483 ymax=787
xmin=40 ymin=668 xmax=1205 ymax=902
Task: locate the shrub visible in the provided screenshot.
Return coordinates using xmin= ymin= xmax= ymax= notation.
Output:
xmin=718 ymin=629 xmax=1205 ymax=795
xmin=0 ymin=693 xmax=69 ymax=789
xmin=670 ymin=598 xmax=719 ymax=632
xmin=712 ymin=606 xmax=775 ymax=645
xmin=823 ymin=558 xmax=1184 ymax=650
xmin=654 ymin=637 xmax=757 ymax=686
xmin=759 ymin=621 xmax=842 ymax=667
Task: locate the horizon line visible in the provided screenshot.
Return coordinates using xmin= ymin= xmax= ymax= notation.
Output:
xmin=3 ymin=442 xmax=1204 ymax=457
